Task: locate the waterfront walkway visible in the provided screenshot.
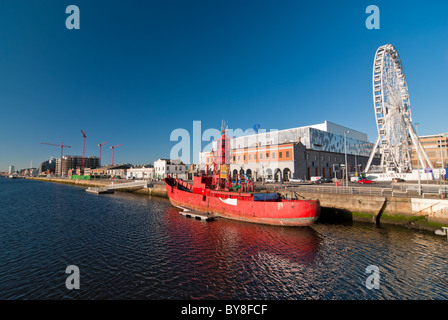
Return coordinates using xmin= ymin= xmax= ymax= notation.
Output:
xmin=263 ymin=182 xmax=448 ymax=199
xmin=86 ymin=180 xmax=152 ymax=194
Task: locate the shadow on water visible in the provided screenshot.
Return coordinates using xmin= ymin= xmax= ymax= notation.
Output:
xmin=317 ymin=207 xmax=354 ymax=225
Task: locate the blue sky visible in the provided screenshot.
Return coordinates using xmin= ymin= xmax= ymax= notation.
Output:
xmin=0 ymin=0 xmax=447 ymax=171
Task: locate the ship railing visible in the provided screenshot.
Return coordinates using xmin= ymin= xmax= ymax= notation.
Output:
xmin=234 ymin=173 xmax=254 ymax=192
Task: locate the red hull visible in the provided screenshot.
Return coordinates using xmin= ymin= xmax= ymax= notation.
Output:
xmin=165 ymin=178 xmax=320 ymax=227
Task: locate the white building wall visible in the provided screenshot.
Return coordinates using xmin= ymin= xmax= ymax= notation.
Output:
xmin=154 ymin=159 xmax=186 ymax=178
xmin=126 ymin=167 xmax=155 ymax=179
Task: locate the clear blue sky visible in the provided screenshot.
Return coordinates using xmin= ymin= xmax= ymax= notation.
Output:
xmin=1 ymin=0 xmax=447 ymax=171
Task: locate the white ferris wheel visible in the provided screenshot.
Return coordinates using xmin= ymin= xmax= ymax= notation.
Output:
xmin=365 ymin=44 xmax=433 ymax=173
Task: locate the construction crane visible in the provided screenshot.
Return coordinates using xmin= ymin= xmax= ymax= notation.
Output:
xmin=40 ymin=142 xmax=71 ymax=176
xmin=98 ymin=141 xmax=108 ymax=166
xmin=110 ymin=144 xmax=122 ymax=166
xmin=81 ymin=130 xmax=87 ymax=171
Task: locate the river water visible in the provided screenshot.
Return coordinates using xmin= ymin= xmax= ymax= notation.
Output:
xmin=0 ymin=178 xmax=447 ymax=300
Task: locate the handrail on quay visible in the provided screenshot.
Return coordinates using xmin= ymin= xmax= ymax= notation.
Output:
xmin=291 ymin=184 xmax=390 ymax=196
xmin=287 ymin=183 xmax=448 ymax=198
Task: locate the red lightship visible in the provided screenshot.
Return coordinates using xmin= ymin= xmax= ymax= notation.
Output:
xmin=165 ymin=124 xmax=320 ymax=226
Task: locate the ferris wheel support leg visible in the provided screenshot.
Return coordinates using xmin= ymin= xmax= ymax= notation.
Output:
xmin=409 ymin=131 xmax=426 ymax=169
xmin=365 ymin=136 xmax=380 ymax=173
xmin=409 ymin=126 xmax=434 ymax=170
xmin=419 ymin=139 xmax=434 ymax=170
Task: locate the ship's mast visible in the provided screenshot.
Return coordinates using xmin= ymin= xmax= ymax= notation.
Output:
xmin=212 ymin=121 xmax=231 ymax=190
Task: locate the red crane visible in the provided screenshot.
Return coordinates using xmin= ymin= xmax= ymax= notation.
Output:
xmin=110 ymin=144 xmax=122 ymax=166
xmin=40 ymin=142 xmax=71 ymax=176
xmin=98 ymin=141 xmax=108 ymax=166
xmin=81 ymin=130 xmax=86 ymax=170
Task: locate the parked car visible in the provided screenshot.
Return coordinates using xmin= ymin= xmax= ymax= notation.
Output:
xmin=392 ymin=178 xmax=405 ymax=182
xmin=358 ymin=178 xmax=374 ymax=184
xmin=265 ymin=179 xmax=275 ymax=183
xmin=289 ymin=178 xmax=304 ymax=183
xmin=313 ymin=177 xmax=331 ymax=184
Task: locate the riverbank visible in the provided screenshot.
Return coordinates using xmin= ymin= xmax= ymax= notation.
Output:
xmin=26 ymin=177 xmax=169 ymax=197
xmin=26 ymin=177 xmax=448 ymax=232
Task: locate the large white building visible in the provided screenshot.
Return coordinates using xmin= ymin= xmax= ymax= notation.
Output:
xmin=126 ymin=166 xmax=155 ymax=180
xmin=154 ymin=159 xmax=186 ymax=179
xmin=199 ymin=121 xmax=379 ymax=181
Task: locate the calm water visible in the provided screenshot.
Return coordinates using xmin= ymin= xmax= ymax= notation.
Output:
xmin=0 ymin=178 xmax=447 ymax=300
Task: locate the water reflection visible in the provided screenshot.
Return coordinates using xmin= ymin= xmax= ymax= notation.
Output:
xmin=163 ymin=207 xmax=321 ymax=299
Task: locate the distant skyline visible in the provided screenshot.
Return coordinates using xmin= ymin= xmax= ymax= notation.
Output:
xmin=1 ymin=0 xmax=447 ymax=171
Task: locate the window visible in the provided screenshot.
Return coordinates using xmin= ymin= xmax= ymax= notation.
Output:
xmin=272 ymin=152 xmax=275 ymax=159
xmin=279 ymin=152 xmax=283 ymax=159
xmin=286 ymin=151 xmax=290 ymax=158
xmin=260 ymin=153 xmax=263 ymax=160
xmin=266 ymin=153 xmax=269 ymax=159
xmin=249 ymin=154 xmax=251 ymax=160
xmin=312 ymin=161 xmax=315 ymax=168
xmin=243 ymin=155 xmax=246 ymax=161
xmin=314 ymin=155 xmax=317 ymax=160
xmin=233 ymin=156 xmax=236 ymax=162
xmin=238 ymin=155 xmax=240 ymax=161
xmin=254 ymin=154 xmax=257 ymax=160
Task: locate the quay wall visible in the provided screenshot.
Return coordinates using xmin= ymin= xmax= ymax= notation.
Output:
xmin=285 ymin=190 xmax=448 ymax=230
xmin=27 ymin=178 xmax=448 ymax=230
xmin=27 ymin=177 xmax=169 ymax=197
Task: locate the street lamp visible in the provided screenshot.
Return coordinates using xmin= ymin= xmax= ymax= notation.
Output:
xmin=344 ymin=131 xmax=350 ymax=187
xmin=415 ymin=123 xmax=421 ymax=195
xmin=439 ymin=137 xmax=445 ymax=182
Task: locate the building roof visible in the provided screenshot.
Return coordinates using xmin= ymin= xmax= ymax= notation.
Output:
xmin=155 ymin=158 xmax=185 ymax=165
xmin=419 ymin=133 xmax=448 ymax=139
